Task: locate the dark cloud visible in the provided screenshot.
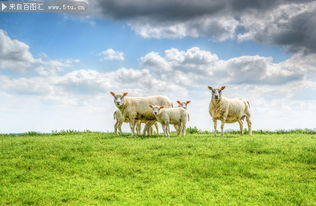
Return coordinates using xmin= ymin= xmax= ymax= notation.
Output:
xmin=95 ymin=0 xmax=312 ymax=20
xmin=91 ymin=0 xmax=316 ymax=54
xmin=271 ymin=11 xmax=316 ymax=53
xmin=96 ymin=0 xmax=225 ymax=21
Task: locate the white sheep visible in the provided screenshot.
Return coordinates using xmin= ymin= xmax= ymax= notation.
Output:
xmin=114 ymin=110 xmax=159 ymax=135
xmin=208 ymin=86 xmax=252 ymax=136
xmin=149 ymin=105 xmax=188 ymax=137
xmin=113 ymin=110 xmax=141 ymax=135
xmin=176 ymin=100 xmax=191 ymax=110
xmin=175 ymin=100 xmax=191 ymax=130
xmin=110 ymin=92 xmax=172 ymax=136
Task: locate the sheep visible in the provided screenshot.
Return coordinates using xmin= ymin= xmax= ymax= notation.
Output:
xmin=114 ymin=110 xmax=159 ymax=135
xmin=149 ymin=105 xmax=188 ymax=137
xmin=113 ymin=110 xmax=142 ymax=135
xmin=110 ymin=92 xmax=172 ymax=136
xmin=208 ymin=86 xmax=252 ymax=136
xmin=176 ymin=100 xmax=191 ymax=110
xmin=175 ymin=100 xmax=191 ymax=130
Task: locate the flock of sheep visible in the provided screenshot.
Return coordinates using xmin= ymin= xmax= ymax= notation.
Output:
xmin=111 ymin=86 xmax=252 ymax=137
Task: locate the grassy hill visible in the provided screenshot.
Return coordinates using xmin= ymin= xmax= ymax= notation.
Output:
xmin=1 ymin=131 xmax=316 ymax=205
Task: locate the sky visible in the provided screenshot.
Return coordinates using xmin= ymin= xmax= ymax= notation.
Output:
xmin=0 ymin=0 xmax=316 ymax=133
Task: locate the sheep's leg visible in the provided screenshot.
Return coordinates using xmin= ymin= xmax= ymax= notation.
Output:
xmin=149 ymin=122 xmax=155 ymax=135
xmin=213 ymin=119 xmax=217 ymax=136
xmin=118 ymin=122 xmax=123 ymax=134
xmin=167 ymin=124 xmax=171 ymax=137
xmin=142 ymin=123 xmax=148 ymax=135
xmin=115 ymin=121 xmax=122 ymax=134
xmin=174 ymin=124 xmax=178 ymax=133
xmin=246 ymin=116 xmax=252 ymax=136
xmin=119 ymin=123 xmax=122 ymax=134
xmin=162 ymin=124 xmax=168 ymax=136
xmin=220 ymin=120 xmax=225 ymax=136
xmin=136 ymin=121 xmax=141 ymax=136
xmin=143 ymin=123 xmax=150 ymax=136
xmin=129 ymin=120 xmax=136 ymax=136
xmin=155 ymin=123 xmax=159 ymax=134
xmin=160 ymin=123 xmax=166 ymax=136
xmin=182 ymin=122 xmax=187 ymax=136
xmin=174 ymin=124 xmax=178 ymax=136
xmin=179 ymin=123 xmax=183 ymax=136
xmin=238 ymin=120 xmax=244 ymax=135
xmin=144 ymin=121 xmax=154 ymax=136
xmin=114 ymin=121 xmax=118 ymax=134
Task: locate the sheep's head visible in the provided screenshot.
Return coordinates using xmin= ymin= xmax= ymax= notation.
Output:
xmin=110 ymin=92 xmax=128 ymax=107
xmin=208 ymin=86 xmax=225 ymax=100
xmin=176 ymin=100 xmax=191 ymax=109
xmin=149 ymin=104 xmax=164 ymax=115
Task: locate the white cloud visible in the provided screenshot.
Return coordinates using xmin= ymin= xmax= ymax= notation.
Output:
xmin=35 ymin=58 xmax=80 ymax=76
xmin=0 ymin=29 xmax=79 ymax=75
xmin=99 ymin=48 xmax=125 ymax=61
xmin=140 ymin=47 xmax=313 ymax=86
xmin=130 ymin=16 xmax=239 ymax=41
xmin=0 ymin=30 xmax=35 ymax=70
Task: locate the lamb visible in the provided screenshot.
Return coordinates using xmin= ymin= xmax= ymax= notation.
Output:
xmin=208 ymin=86 xmax=252 ymax=136
xmin=113 ymin=110 xmax=141 ymax=135
xmin=176 ymin=100 xmax=191 ymax=110
xmin=176 ymin=100 xmax=191 ymax=120
xmin=149 ymin=105 xmax=188 ymax=137
xmin=114 ymin=110 xmax=159 ymax=135
xmin=110 ymin=92 xmax=172 ymax=136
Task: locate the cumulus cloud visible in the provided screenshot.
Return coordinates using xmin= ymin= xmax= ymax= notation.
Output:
xmin=99 ymin=48 xmax=125 ymax=61
xmin=0 ymin=29 xmax=35 ymax=70
xmin=140 ymin=47 xmax=313 ymax=86
xmin=0 ymin=29 xmax=79 ymax=75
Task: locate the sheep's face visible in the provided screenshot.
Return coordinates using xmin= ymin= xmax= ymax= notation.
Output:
xmin=208 ymin=86 xmax=225 ymax=100
xmin=149 ymin=105 xmax=164 ymax=115
xmin=110 ymin=92 xmax=128 ymax=107
xmin=176 ymin=100 xmax=191 ymax=109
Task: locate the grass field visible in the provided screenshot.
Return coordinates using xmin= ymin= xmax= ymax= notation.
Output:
xmin=1 ymin=131 xmax=316 ymax=205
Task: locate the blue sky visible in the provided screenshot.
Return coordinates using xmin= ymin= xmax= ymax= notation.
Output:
xmin=0 ymin=0 xmax=316 ymax=133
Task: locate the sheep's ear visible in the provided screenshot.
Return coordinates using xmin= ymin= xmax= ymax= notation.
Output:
xmin=110 ymin=92 xmax=115 ymax=96
xmin=208 ymin=86 xmax=213 ymax=90
xmin=176 ymin=100 xmax=181 ymax=104
xmin=148 ymin=104 xmax=153 ymax=108
xmin=160 ymin=106 xmax=164 ymax=109
xmin=220 ymin=86 xmax=226 ymax=90
xmin=186 ymin=100 xmax=191 ymax=104
xmin=123 ymin=92 xmax=128 ymax=96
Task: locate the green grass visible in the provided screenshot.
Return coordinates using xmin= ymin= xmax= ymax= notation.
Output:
xmin=1 ymin=132 xmax=316 ymax=205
